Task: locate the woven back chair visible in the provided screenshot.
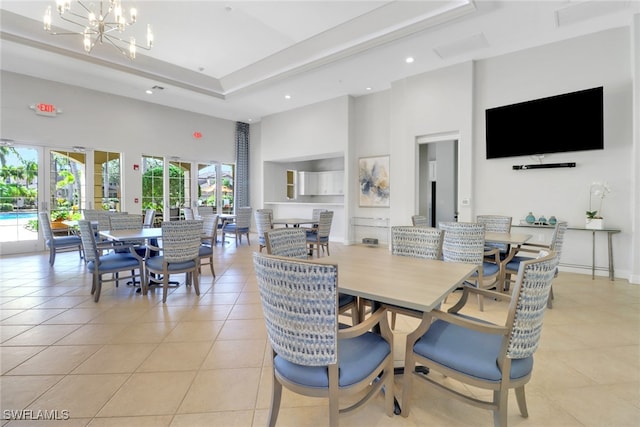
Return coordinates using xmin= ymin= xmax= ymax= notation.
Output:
xmin=78 ymin=219 xmax=143 ymax=302
xmin=307 ymin=210 xmax=333 ymax=257
xmin=439 ymin=221 xmax=500 ymax=311
xmin=39 ymin=212 xmax=82 ymax=266
xmin=183 ymin=207 xmax=195 ymax=220
xmin=385 ymin=226 xmax=444 ymax=328
xmin=503 ymin=221 xmax=567 ymax=308
xmin=477 ymin=215 xmax=512 ymax=255
xmin=197 ymin=206 xmax=214 ymax=217
xmin=256 ymin=208 xmax=274 ymax=226
xmin=222 ymin=206 xmax=252 ymax=246
xmin=83 ymin=209 xmax=111 ymax=235
xmin=199 ymin=214 xmax=219 ymax=277
xmin=402 ymin=250 xmax=559 ymax=427
xmin=143 ymin=209 xmax=156 ymax=228
xmin=255 ymin=210 xmax=273 ymax=252
xmin=265 ymin=228 xmax=308 ymax=259
xmin=392 ymin=226 xmax=442 ymax=259
xmin=253 ymin=252 xmax=394 ymax=426
xmin=411 ymin=215 xmax=429 ymax=227
xmin=109 ymin=214 xmax=143 ymax=230
xmin=144 ymin=220 xmax=203 ymax=303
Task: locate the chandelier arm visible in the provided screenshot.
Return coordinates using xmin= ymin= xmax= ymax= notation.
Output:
xmin=56 ymin=14 xmax=91 ymax=31
xmin=103 ymin=36 xmax=129 ymax=57
xmin=104 ymin=34 xmax=152 ymax=51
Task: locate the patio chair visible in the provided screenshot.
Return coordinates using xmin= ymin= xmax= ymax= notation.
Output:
xmin=402 ymin=250 xmax=559 ymax=427
xmin=253 ymin=252 xmax=394 ymax=426
xmin=199 ymin=214 xmax=219 ymax=277
xmin=411 ymin=215 xmax=429 ymax=227
xmin=387 ymin=225 xmax=443 ymax=328
xmin=78 ymin=219 xmax=143 ymax=302
xmin=502 ymin=221 xmax=567 ymax=308
xmin=255 ymin=210 xmax=273 ymax=252
xmin=477 ymin=214 xmax=512 ymax=257
xmin=143 ymin=220 xmax=203 ymax=303
xmin=439 ymin=221 xmax=501 ymax=311
xmin=222 ymin=206 xmax=252 ymax=247
xmin=39 ymin=212 xmax=82 ymax=266
xmin=307 ymin=210 xmax=333 ymax=257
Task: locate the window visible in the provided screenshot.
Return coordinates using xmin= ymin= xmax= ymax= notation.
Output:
xmin=169 ymin=160 xmax=191 ymax=211
xmin=221 ymin=163 xmax=234 ymax=213
xmin=93 ymin=150 xmax=120 ymax=211
xmin=198 ymin=163 xmax=217 ymax=213
xmin=142 ymin=155 xmax=164 ymax=216
xmin=50 ymin=149 xmax=85 ymax=219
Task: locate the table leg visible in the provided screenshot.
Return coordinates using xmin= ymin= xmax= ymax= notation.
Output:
xmin=608 ymin=231 xmax=615 ymax=281
xmin=592 ymin=231 xmax=596 ymax=280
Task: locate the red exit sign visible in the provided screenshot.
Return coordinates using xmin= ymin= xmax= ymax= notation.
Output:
xmin=30 ymin=103 xmax=61 ymax=117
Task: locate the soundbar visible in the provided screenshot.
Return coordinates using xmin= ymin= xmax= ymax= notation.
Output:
xmin=513 ymin=162 xmax=576 ymax=170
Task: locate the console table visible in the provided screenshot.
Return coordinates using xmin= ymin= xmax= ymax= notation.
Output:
xmin=512 ymin=224 xmax=621 ymax=280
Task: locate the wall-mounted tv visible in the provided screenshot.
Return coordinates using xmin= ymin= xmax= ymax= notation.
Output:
xmin=485 ymin=86 xmax=603 ymax=159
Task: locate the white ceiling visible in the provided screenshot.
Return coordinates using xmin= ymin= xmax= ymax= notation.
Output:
xmin=1 ymin=1 xmax=638 ymax=123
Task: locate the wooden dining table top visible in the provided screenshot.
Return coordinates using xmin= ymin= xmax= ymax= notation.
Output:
xmin=318 ymin=245 xmax=478 ymax=313
xmin=485 ymin=231 xmax=532 ymax=245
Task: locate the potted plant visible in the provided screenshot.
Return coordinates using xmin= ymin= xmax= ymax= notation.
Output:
xmin=586 ymin=182 xmax=610 ymax=230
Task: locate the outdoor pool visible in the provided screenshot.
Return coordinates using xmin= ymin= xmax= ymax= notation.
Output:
xmin=0 ymin=211 xmax=38 ymax=223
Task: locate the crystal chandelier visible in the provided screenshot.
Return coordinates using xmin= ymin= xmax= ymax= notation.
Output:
xmin=43 ymin=0 xmax=153 ymax=59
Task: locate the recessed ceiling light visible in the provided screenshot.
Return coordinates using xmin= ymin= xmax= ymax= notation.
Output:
xmin=145 ymin=89 xmax=153 ymax=94
xmin=284 ymin=94 xmax=291 ymax=100
xmin=405 ymin=57 xmax=414 ymax=63
xmin=365 ymin=87 xmax=372 ymax=91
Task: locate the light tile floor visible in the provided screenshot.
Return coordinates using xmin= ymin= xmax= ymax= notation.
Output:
xmin=1 ymin=239 xmax=639 ymax=426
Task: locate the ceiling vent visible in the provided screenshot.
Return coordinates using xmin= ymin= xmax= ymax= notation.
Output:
xmin=555 ymin=0 xmax=630 ymax=27
xmin=434 ymin=33 xmax=489 ymax=59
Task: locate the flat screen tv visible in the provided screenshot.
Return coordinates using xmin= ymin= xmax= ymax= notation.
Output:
xmin=485 ymin=86 xmax=603 ymax=159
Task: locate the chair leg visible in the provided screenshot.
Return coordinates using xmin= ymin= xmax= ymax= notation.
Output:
xmin=547 ymin=285 xmax=554 ymax=308
xmin=246 ymin=232 xmax=250 ymax=246
xmin=193 ymin=268 xmax=200 ymax=296
xmin=94 ymin=274 xmax=102 ymax=303
xmin=209 ymin=258 xmax=215 ymax=277
xmin=268 ymin=374 xmax=283 ymax=427
xmin=477 ymin=293 xmax=484 ymax=312
xmin=162 ymin=274 xmax=169 ymax=303
xmin=49 ymin=247 xmax=55 ymax=266
xmin=493 ymin=389 xmax=509 ymax=427
xmin=515 ymin=386 xmax=528 ymax=417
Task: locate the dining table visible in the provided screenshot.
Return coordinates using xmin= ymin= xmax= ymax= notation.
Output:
xmin=272 ymin=218 xmax=316 ymax=228
xmin=318 ymin=244 xmax=478 ymax=414
xmin=321 ymin=244 xmax=478 ymax=318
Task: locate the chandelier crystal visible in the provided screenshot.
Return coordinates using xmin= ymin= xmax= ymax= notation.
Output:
xmin=43 ymin=0 xmax=153 ymax=59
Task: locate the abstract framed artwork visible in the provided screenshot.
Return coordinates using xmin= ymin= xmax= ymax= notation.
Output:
xmin=358 ymin=155 xmax=390 ymax=207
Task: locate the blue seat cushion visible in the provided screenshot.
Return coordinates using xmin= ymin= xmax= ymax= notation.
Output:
xmin=223 ymin=224 xmax=249 ymax=233
xmin=49 ymin=236 xmax=81 ymax=248
xmin=306 ymin=235 xmax=328 ymax=243
xmin=87 ymin=253 xmax=140 ymax=273
xmin=273 ymin=331 xmax=390 ymax=388
xmin=413 ymin=315 xmax=533 ymax=382
xmin=469 ymin=261 xmax=500 ymax=278
xmin=506 ymin=256 xmax=533 ymax=271
xmin=146 ymin=256 xmax=196 ymax=272
xmin=199 ymin=245 xmax=213 ymax=257
xmin=338 ymin=293 xmax=356 ymax=308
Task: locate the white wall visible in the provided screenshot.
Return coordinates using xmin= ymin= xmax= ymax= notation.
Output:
xmin=389 ymin=62 xmax=474 ymax=226
xmin=1 ymin=71 xmax=236 ymax=216
xmin=262 ymin=27 xmax=637 ymax=281
xmin=473 ymin=27 xmax=633 ymax=278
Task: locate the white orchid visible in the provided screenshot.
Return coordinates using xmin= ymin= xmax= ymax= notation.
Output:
xmin=587 ymin=181 xmax=611 ymax=219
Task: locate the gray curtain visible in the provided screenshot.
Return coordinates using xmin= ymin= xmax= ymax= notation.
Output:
xmin=235 ymin=122 xmax=250 ymax=209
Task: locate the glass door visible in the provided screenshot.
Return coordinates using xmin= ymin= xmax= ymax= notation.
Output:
xmin=0 ymin=143 xmax=42 ymax=254
xmin=49 ymin=149 xmax=86 ymax=224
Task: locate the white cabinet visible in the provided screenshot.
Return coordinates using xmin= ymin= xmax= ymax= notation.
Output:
xmin=297 ymin=171 xmax=318 ymax=195
xmin=298 ymin=171 xmax=343 ymax=196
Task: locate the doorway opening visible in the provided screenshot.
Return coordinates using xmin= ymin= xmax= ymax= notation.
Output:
xmin=417 ymin=133 xmax=459 ymax=226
